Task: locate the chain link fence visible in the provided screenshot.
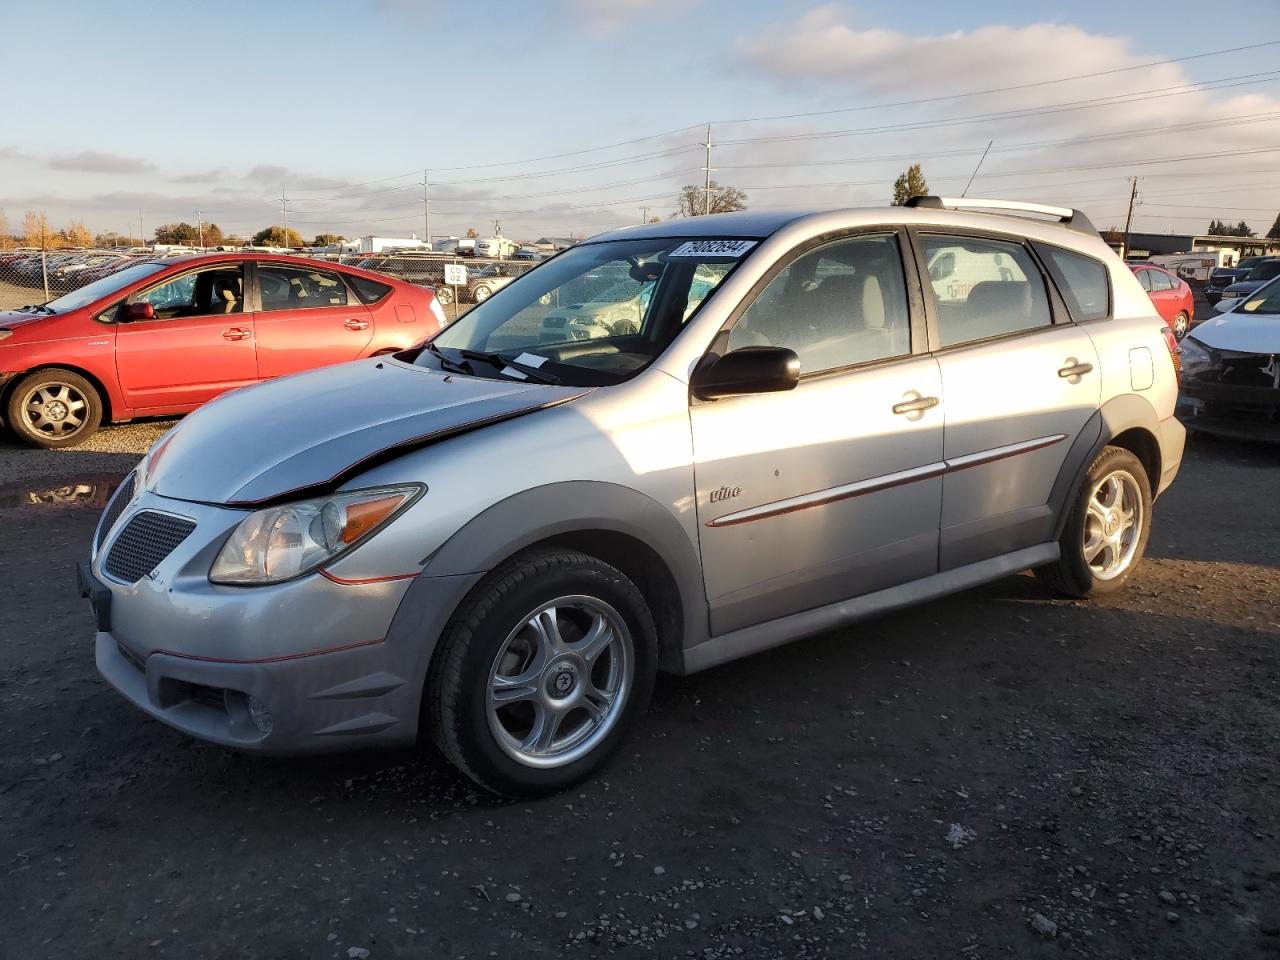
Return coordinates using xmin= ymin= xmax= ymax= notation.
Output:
xmin=0 ymin=247 xmax=543 ymax=323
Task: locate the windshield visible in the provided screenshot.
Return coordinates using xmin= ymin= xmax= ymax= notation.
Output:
xmin=44 ymin=261 xmax=167 ymax=312
xmin=422 ymin=237 xmax=749 ymax=385
xmin=1240 ymin=275 xmax=1280 ymax=315
xmin=1246 ymin=261 xmax=1280 ymax=282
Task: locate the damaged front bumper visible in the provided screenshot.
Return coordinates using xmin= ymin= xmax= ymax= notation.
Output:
xmin=1177 ymin=348 xmax=1280 ymax=442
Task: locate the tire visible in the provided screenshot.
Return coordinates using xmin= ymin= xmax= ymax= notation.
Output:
xmin=435 ymin=287 xmax=453 ymax=305
xmin=427 ymin=549 xmax=658 ymax=797
xmin=1035 ymin=446 xmax=1152 ymax=598
xmin=473 ymin=285 xmax=492 ymax=302
xmin=1172 ymin=312 xmax=1189 ymax=340
xmin=6 ymin=369 xmax=103 ymax=449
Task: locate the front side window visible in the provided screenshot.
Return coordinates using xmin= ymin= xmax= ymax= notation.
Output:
xmin=134 ymin=265 xmax=244 ymax=318
xmin=258 ymin=265 xmax=349 ymax=311
xmin=424 ymin=237 xmax=745 ymax=386
xmin=727 ymin=233 xmax=911 ymax=374
xmin=1038 ymin=245 xmax=1109 ymax=321
xmin=921 ymin=235 xmax=1052 ymax=347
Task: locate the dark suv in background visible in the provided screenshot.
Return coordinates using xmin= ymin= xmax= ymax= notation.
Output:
xmin=1206 ymin=255 xmax=1277 ymax=304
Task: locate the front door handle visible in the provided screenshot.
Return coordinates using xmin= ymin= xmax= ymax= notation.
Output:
xmin=344 ymin=318 xmax=371 ymax=331
xmin=1058 ymin=359 xmax=1094 ymax=380
xmin=221 ymin=328 xmax=252 ymax=341
xmin=892 ymin=394 xmax=940 ymax=417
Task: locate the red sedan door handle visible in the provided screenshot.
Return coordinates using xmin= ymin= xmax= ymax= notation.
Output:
xmin=344 ymin=318 xmax=371 ymax=331
xmin=221 ymin=327 xmax=252 ymax=341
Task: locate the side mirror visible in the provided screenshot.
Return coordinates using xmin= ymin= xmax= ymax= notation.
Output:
xmin=124 ymin=302 xmax=155 ymax=322
xmin=692 ymin=346 xmax=800 ymax=400
xmin=1214 ymin=300 xmax=1235 ymax=314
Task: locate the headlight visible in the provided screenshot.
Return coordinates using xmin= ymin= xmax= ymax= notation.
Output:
xmin=1178 ymin=337 xmax=1212 ymax=378
xmin=210 ymin=484 xmax=422 ymax=585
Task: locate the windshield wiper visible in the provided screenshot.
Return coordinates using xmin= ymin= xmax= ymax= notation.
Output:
xmin=424 ymin=341 xmax=474 ymax=375
xmin=19 ymin=304 xmax=56 ymax=314
xmin=458 ymin=349 xmax=560 ymax=384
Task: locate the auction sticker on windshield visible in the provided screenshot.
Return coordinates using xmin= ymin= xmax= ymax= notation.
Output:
xmin=668 ymin=240 xmax=757 ymax=259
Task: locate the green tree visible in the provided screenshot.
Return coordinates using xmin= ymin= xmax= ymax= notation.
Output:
xmin=1267 ymin=212 xmax=1280 ymax=240
xmin=313 ymin=233 xmax=345 ymax=246
xmin=1207 ymin=219 xmax=1255 ymax=238
xmin=251 ymin=226 xmax=305 ymax=248
xmin=677 ymin=181 xmax=747 ymax=217
xmin=891 ymin=164 xmax=929 ymax=205
xmin=154 ymin=222 xmax=201 ymax=245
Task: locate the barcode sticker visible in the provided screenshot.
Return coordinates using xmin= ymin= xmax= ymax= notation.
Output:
xmin=668 ymin=239 xmax=757 ymax=259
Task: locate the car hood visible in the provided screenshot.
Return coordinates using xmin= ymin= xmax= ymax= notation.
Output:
xmin=145 ymin=357 xmax=590 ymax=506
xmin=1223 ymin=280 xmax=1267 ymax=295
xmin=1188 ymin=311 xmax=1280 ymax=354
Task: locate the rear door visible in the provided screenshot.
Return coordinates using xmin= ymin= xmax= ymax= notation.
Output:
xmin=912 ymin=231 xmax=1101 ymax=570
xmin=114 ymin=262 xmax=257 ymax=410
xmin=251 ymin=262 xmax=375 ymax=378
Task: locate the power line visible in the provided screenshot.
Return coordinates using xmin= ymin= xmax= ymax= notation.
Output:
xmin=712 ymin=39 xmax=1280 ymax=125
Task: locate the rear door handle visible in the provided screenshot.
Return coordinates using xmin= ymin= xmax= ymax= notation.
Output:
xmin=1058 ymin=360 xmax=1094 ymax=379
xmin=892 ymin=395 xmax=940 ymax=416
xmin=344 ymin=318 xmax=371 ymax=331
xmin=221 ymin=328 xmax=252 ymax=341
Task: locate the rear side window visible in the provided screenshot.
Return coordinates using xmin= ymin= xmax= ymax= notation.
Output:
xmin=348 ymin=274 xmax=393 ymax=304
xmin=1153 ymin=270 xmax=1177 ymax=291
xmin=920 ymin=235 xmax=1052 ymax=347
xmin=1038 ymin=245 xmax=1110 ymax=321
xmin=258 ymin=265 xmax=349 ymax=311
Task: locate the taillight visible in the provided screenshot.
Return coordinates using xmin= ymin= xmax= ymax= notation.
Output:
xmin=1160 ymin=326 xmax=1181 ymax=379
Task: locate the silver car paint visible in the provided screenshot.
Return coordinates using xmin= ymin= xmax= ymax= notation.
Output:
xmin=90 ymin=205 xmax=1185 ymax=754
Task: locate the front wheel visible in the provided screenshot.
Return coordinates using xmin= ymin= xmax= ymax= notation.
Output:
xmin=6 ymin=369 xmax=103 ymax=448
xmin=434 ymin=286 xmax=454 ymax=305
xmin=472 ymin=285 xmax=493 ymax=303
xmin=427 ymin=549 xmax=657 ymax=797
xmin=1172 ymin=311 xmax=1189 ymax=340
xmin=1036 ymin=446 xmax=1152 ymax=598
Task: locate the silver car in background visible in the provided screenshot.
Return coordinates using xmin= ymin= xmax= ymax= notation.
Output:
xmin=80 ymin=198 xmax=1184 ymax=796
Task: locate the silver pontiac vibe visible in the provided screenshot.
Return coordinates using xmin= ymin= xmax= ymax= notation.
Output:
xmin=82 ymin=198 xmax=1185 ymax=796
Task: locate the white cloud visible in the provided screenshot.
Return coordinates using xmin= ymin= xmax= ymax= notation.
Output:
xmin=48 ymin=150 xmax=155 ymax=175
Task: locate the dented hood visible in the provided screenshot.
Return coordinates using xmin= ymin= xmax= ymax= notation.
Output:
xmin=1189 ymin=311 xmax=1280 ymax=355
xmin=146 ymin=357 xmax=587 ymax=505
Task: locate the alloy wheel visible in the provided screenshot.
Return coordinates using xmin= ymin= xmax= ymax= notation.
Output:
xmin=1173 ymin=313 xmax=1189 ymax=339
xmin=486 ymin=595 xmax=633 ymax=769
xmin=21 ymin=382 xmax=89 ymax=440
xmin=1083 ymin=470 xmax=1143 ymax=581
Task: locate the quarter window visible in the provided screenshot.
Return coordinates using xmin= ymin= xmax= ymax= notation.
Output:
xmin=1038 ymin=245 xmax=1110 ymax=321
xmin=258 ymin=265 xmax=350 ymax=311
xmin=1136 ymin=269 xmax=1155 ymax=292
xmin=920 ymin=235 xmax=1052 ymax=347
xmin=727 ymin=233 xmax=911 ymax=375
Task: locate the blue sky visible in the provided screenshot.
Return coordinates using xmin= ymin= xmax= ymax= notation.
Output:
xmin=2 ymin=0 xmax=1278 ymax=241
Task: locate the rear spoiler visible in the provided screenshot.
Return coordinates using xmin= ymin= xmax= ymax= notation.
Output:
xmin=906 ymin=196 xmax=1098 ymax=236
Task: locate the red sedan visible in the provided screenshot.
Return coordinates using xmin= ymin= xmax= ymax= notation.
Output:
xmin=1130 ymin=263 xmax=1195 ymax=340
xmin=0 ymin=253 xmax=445 ymax=447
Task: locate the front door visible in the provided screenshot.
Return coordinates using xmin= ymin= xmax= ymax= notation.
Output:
xmin=915 ymin=231 xmax=1101 ymax=569
xmin=252 ymin=262 xmax=375 ymax=378
xmin=691 ymin=231 xmax=944 ymax=636
xmin=115 ymin=263 xmax=257 ymax=410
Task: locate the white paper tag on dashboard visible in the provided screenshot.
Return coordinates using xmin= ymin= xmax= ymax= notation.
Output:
xmin=668 ymin=239 xmax=757 ymax=259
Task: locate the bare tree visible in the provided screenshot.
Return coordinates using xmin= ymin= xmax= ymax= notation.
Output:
xmin=678 ymin=181 xmax=747 ymax=217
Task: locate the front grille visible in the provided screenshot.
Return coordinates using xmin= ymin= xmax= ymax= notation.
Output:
xmin=104 ymin=510 xmax=197 ymax=584
xmin=95 ymin=472 xmax=137 ymax=551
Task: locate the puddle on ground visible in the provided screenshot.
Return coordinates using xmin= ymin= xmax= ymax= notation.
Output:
xmin=0 ymin=474 xmax=126 ymax=511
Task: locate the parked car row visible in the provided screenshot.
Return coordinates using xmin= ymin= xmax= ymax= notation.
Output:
xmin=1128 ymin=262 xmax=1196 ymax=339
xmin=1204 ymin=255 xmax=1279 ymax=304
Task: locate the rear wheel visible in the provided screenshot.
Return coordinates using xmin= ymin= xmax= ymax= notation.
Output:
xmin=1036 ymin=446 xmax=1152 ymax=598
xmin=435 ymin=286 xmax=454 ymax=305
xmin=473 ymin=285 xmax=493 ymax=303
xmin=6 ymin=369 xmax=103 ymax=448
xmin=427 ymin=549 xmax=657 ymax=797
xmin=1172 ymin=311 xmax=1189 ymax=339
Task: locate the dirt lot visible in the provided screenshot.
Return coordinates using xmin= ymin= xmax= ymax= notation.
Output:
xmin=1 ymin=415 xmax=1278 ymax=959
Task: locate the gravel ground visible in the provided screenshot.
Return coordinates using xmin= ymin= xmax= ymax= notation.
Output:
xmin=0 ymin=429 xmax=1278 ymax=959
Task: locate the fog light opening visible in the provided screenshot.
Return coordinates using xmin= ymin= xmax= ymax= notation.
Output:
xmin=246 ymin=696 xmax=274 ymax=735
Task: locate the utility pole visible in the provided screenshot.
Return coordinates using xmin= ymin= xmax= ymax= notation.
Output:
xmin=280 ymin=188 xmax=290 ymax=249
xmin=421 ymin=169 xmax=431 ymax=246
xmin=138 ymin=209 xmax=144 ymax=247
xmin=1122 ymin=177 xmax=1140 ymax=258
xmin=701 ymin=123 xmax=714 ymax=216
xmin=197 ymin=209 xmax=204 ymax=249
xmin=640 ymin=206 xmax=649 ymax=224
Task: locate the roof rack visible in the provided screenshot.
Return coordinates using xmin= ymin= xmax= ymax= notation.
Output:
xmin=905 ymin=196 xmax=1097 ymax=236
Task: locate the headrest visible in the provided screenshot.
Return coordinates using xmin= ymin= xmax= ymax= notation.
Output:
xmin=967 ymin=280 xmax=1030 ymax=319
xmin=861 ymin=274 xmax=885 ymax=330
